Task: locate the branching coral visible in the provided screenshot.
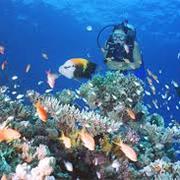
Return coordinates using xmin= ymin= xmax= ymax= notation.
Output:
xmin=55 ymin=89 xmax=76 ymax=105
xmin=39 ymin=95 xmax=123 ymax=136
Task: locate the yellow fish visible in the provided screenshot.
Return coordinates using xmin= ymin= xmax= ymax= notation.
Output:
xmin=126 ymin=108 xmax=136 ymax=120
xmin=79 ymin=128 xmax=95 ymax=151
xmin=59 ymin=132 xmax=71 ymax=149
xmin=71 ymin=58 xmax=88 ymax=72
xmin=59 ymin=58 xmax=96 ymax=79
xmin=114 ymin=140 xmax=137 ymax=162
xmin=0 ymin=128 xmax=21 ymax=142
xmin=1 ymin=174 xmax=7 ymax=180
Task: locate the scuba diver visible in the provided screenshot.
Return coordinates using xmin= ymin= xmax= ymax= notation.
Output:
xmin=98 ymin=20 xmax=143 ymax=72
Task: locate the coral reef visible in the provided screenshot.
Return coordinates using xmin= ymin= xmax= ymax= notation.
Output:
xmin=0 ymin=71 xmax=179 ymax=179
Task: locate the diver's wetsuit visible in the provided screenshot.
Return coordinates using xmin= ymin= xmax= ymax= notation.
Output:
xmin=105 ymin=40 xmax=133 ymax=62
xmin=104 ymin=23 xmax=136 ymax=63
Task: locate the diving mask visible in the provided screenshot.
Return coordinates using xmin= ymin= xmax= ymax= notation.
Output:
xmin=112 ymin=30 xmax=127 ymax=43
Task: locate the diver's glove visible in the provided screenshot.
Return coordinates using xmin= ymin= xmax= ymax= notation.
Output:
xmin=104 ymin=57 xmax=113 ymax=63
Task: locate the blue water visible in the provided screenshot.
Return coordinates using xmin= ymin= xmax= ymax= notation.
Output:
xmin=0 ymin=0 xmax=179 ymax=124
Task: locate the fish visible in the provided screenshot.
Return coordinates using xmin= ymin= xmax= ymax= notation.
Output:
xmin=64 ymin=161 xmax=73 ymax=172
xmin=147 ymin=104 xmax=152 ymax=109
xmin=0 ymin=46 xmax=5 ymax=55
xmin=150 ymin=85 xmax=156 ymax=95
xmin=46 ymin=70 xmax=58 ymax=89
xmin=34 ymin=100 xmax=48 ymax=122
xmin=59 ymin=131 xmax=71 ymax=149
xmin=165 ymin=84 xmax=170 ymax=89
xmin=86 ymin=25 xmax=93 ymax=32
xmin=146 ymin=77 xmax=153 ymax=86
xmin=178 ymin=52 xmax=180 ymax=59
xmin=171 ymin=80 xmax=178 ymax=88
xmin=58 ymin=58 xmax=96 ymax=79
xmin=145 ymin=90 xmax=151 ymax=96
xmin=12 ymin=76 xmax=18 ymax=80
xmin=96 ymin=172 xmax=101 ymax=179
xmin=79 ymin=128 xmax=95 ymax=151
xmin=12 ymin=91 xmax=17 ymax=95
xmin=16 ymin=94 xmax=24 ymax=99
xmin=152 ymin=99 xmax=159 ymax=109
xmin=1 ymin=174 xmax=7 ymax=180
xmin=42 ymin=52 xmax=48 ymax=60
xmin=0 ymin=128 xmax=21 ymax=142
xmin=25 ymin=64 xmax=31 ymax=73
xmin=45 ymin=89 xmax=53 ymax=93
xmin=167 ymin=96 xmax=172 ymax=101
xmin=126 ymin=108 xmax=136 ymax=120
xmin=1 ymin=60 xmax=8 ymax=70
xmin=14 ymin=84 xmax=20 ymax=89
xmin=38 ymin=81 xmax=44 ymax=85
xmin=75 ymin=89 xmax=81 ymax=95
xmin=158 ymin=69 xmax=162 ymax=74
xmin=112 ymin=94 xmax=117 ymax=100
xmin=114 ymin=141 xmax=137 ymax=162
xmin=146 ymin=69 xmax=159 ymax=83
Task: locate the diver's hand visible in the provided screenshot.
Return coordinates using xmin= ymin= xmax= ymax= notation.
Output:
xmin=104 ymin=57 xmax=113 ymax=63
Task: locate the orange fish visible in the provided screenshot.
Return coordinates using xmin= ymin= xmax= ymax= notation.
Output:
xmin=79 ymin=128 xmax=95 ymax=151
xmin=1 ymin=174 xmax=7 ymax=180
xmin=25 ymin=64 xmax=31 ymax=73
xmin=59 ymin=131 xmax=71 ymax=149
xmin=0 ymin=46 xmax=5 ymax=55
xmin=34 ymin=100 xmax=48 ymax=122
xmin=0 ymin=128 xmax=21 ymax=142
xmin=126 ymin=108 xmax=136 ymax=120
xmin=114 ymin=141 xmax=137 ymax=162
xmin=1 ymin=60 xmax=8 ymax=70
